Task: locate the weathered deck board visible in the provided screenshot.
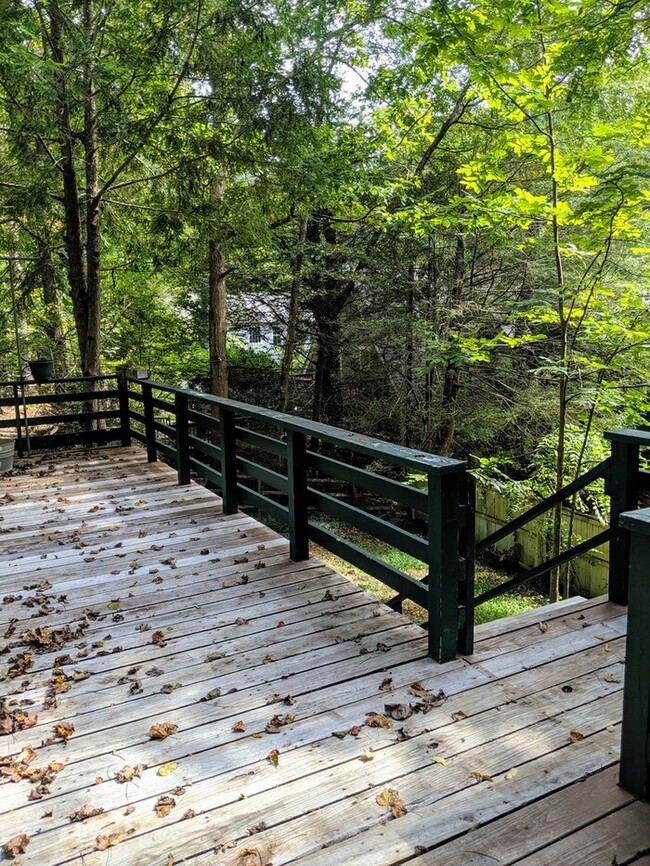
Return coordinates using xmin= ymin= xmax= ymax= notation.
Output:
xmin=1 ymin=446 xmax=647 ymax=866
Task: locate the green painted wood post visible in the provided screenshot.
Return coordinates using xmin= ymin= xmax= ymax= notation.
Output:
xmin=142 ymin=382 xmax=157 ymax=463
xmin=117 ymin=370 xmax=131 ymax=447
xmin=618 ymin=507 xmax=650 ymax=801
xmin=605 ymin=430 xmax=641 ymax=605
xmin=457 ymin=471 xmax=475 ymax=656
xmin=175 ymin=393 xmax=190 ymax=485
xmin=427 ymin=470 xmax=463 ymax=663
xmin=219 ymin=407 xmax=238 ymax=515
xmin=12 ymin=383 xmax=23 ymax=458
xmin=287 ymin=430 xmax=309 ymax=561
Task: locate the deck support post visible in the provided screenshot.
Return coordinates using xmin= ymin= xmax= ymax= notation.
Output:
xmin=142 ymin=382 xmax=157 ymax=463
xmin=605 ymin=429 xmax=642 ymax=605
xmin=618 ymin=507 xmax=650 ymax=801
xmin=427 ymin=470 xmax=463 ymax=663
xmin=175 ymin=393 xmax=191 ymax=485
xmin=117 ymin=370 xmax=131 ymax=447
xmin=219 ymin=408 xmax=237 ymax=514
xmin=287 ymin=430 xmax=309 ymax=561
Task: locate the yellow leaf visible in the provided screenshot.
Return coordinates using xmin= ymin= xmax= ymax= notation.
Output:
xmin=376 ymin=788 xmax=407 ymax=817
xmin=471 ymin=770 xmax=494 ymax=783
xmin=505 ymin=768 xmax=519 ymax=780
xmin=431 ymin=755 xmax=448 ymax=766
xmin=158 ymin=762 xmax=178 ymax=777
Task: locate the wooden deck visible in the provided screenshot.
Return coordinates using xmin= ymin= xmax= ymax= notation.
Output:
xmin=0 ymin=447 xmax=647 ymax=866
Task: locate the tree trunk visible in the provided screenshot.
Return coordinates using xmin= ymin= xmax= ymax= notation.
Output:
xmin=208 ymin=175 xmax=228 ymax=398
xmin=312 ymin=314 xmax=342 ymax=426
xmin=38 ymin=239 xmax=68 ymax=375
xmin=436 ymin=232 xmax=465 ymax=455
xmin=280 ymin=216 xmax=307 ymax=412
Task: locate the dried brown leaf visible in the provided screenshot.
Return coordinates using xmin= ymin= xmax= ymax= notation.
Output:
xmin=569 ymin=730 xmax=585 ymax=742
xmin=154 ymin=795 xmax=176 ymax=817
xmin=149 ymin=722 xmax=178 ymax=740
xmin=267 ymin=749 xmax=279 ymax=766
xmin=95 ymin=832 xmax=125 ymax=851
xmin=232 ymin=721 xmax=246 ymax=733
xmin=365 ymin=712 xmax=393 ymax=729
xmin=4 ymin=833 xmax=29 ymax=857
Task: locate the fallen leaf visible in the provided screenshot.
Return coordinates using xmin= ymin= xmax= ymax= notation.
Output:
xmin=149 ymin=722 xmax=178 ymax=740
xmin=359 ymin=748 xmax=374 ymax=763
xmin=431 ymin=755 xmax=448 ymax=766
xmin=451 ymin=710 xmax=467 ymax=722
xmin=379 ymin=677 xmax=394 ymax=691
xmin=603 ymin=673 xmax=621 ymax=683
xmin=604 ymin=643 xmax=613 ymax=652
xmin=116 ymin=764 xmax=145 ymax=783
xmin=232 ymin=721 xmax=246 ymax=733
xmin=158 ymin=762 xmax=178 ymax=777
xmin=385 ymin=703 xmax=413 ymax=720
xmin=3 ymin=833 xmax=29 ymax=857
xmin=365 ymin=712 xmax=393 ymax=729
xmin=69 ymin=805 xmax=105 ymax=822
xmin=408 ymin=681 xmax=432 ymax=699
xmin=376 ymin=787 xmax=407 ymax=817
xmin=154 ymin=795 xmax=176 ymax=817
xmin=471 ymin=771 xmax=494 ymax=783
xmin=265 ymin=713 xmax=295 ymax=733
xmin=151 ymin=630 xmax=167 ymax=647
xmin=538 ymin=621 xmax=548 ymax=633
xmin=95 ymin=832 xmax=125 ymax=851
xmin=504 ymin=768 xmax=519 ymax=780
xmin=182 ymin=809 xmax=196 ymax=820
xmin=267 ymin=749 xmax=279 ymax=766
xmin=569 ymin=730 xmax=585 ymax=742
xmin=54 ymin=721 xmax=75 ymax=740
xmin=247 ymin=821 xmax=268 ymax=835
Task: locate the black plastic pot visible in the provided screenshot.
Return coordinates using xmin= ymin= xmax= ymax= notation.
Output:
xmin=28 ymin=359 xmax=54 ymax=382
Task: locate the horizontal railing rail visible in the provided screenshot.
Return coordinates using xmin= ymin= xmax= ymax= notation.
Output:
xmin=126 ymin=375 xmax=473 ymax=662
xmin=0 ymin=373 xmax=126 ymax=456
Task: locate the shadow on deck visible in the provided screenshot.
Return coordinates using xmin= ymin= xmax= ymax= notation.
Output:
xmin=0 ymin=447 xmax=647 ymax=865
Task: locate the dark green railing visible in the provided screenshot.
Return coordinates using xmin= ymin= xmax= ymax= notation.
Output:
xmin=474 ymin=428 xmax=650 ymax=608
xmin=3 ymin=372 xmax=646 ymax=665
xmin=0 ymin=374 xmax=127 ymax=455
xmin=125 ymin=375 xmax=473 ymax=662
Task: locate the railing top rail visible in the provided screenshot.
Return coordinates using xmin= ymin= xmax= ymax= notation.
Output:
xmin=605 ymin=427 xmax=650 ymax=447
xmin=0 ymin=374 xmax=118 ymax=388
xmin=620 ymin=506 xmax=650 ymax=536
xmin=130 ymin=376 xmax=466 ymax=476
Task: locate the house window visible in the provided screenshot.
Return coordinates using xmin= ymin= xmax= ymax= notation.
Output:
xmin=273 ymin=327 xmax=283 ymax=346
xmin=249 ymin=325 xmax=261 ymax=343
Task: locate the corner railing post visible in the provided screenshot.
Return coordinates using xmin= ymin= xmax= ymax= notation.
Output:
xmin=427 ymin=469 xmax=463 ymax=663
xmin=605 ymin=429 xmax=640 ymax=605
xmin=142 ymin=381 xmax=157 ymax=463
xmin=117 ymin=370 xmax=131 ymax=447
xmin=175 ymin=392 xmax=190 ymax=485
xmin=618 ymin=507 xmax=650 ymax=801
xmin=287 ymin=429 xmax=309 ymax=561
xmin=219 ymin=407 xmax=238 ymax=514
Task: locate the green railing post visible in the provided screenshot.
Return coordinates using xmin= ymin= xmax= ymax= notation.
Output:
xmin=142 ymin=381 xmax=157 ymax=463
xmin=287 ymin=430 xmax=309 ymax=561
xmin=219 ymin=407 xmax=237 ymax=515
xmin=457 ymin=471 xmax=475 ymax=655
xmin=605 ymin=429 xmax=642 ymax=605
xmin=175 ymin=392 xmax=190 ymax=486
xmin=427 ymin=469 xmax=463 ymax=663
xmin=117 ymin=370 xmax=131 ymax=447
xmin=618 ymin=507 xmax=650 ymax=801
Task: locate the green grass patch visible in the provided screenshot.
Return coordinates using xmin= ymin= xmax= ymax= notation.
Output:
xmin=311 ymin=523 xmax=545 ymax=627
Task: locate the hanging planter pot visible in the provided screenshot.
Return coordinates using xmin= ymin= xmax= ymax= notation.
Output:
xmin=0 ymin=439 xmax=15 ymax=473
xmin=28 ymin=359 xmax=54 ymax=382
